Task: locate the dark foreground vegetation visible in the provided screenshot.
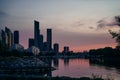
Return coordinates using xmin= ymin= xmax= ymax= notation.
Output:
xmin=89 ymin=47 xmax=120 ymax=69
xmin=0 ymin=76 xmax=112 ymax=80
xmin=89 ymin=47 xmax=120 ymax=58
xmin=89 ymin=16 xmax=120 ymax=59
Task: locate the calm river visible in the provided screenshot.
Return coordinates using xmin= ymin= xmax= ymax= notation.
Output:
xmin=52 ymin=58 xmax=120 ymax=80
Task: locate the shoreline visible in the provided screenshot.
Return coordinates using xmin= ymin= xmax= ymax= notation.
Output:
xmin=0 ymin=76 xmax=106 ymax=80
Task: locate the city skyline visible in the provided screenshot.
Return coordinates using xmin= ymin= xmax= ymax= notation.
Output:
xmin=0 ymin=0 xmax=120 ymax=52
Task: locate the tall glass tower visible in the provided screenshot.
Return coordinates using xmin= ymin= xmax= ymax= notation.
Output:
xmin=47 ymin=28 xmax=52 ymax=51
xmin=34 ymin=20 xmax=40 ymax=48
xmin=5 ymin=27 xmax=13 ymax=48
xmin=14 ymin=30 xmax=19 ymax=44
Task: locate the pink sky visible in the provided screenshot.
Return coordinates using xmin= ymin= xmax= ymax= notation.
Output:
xmin=0 ymin=0 xmax=120 ymax=52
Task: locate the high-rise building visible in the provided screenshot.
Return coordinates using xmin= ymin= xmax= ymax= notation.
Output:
xmin=11 ymin=33 xmax=13 ymax=46
xmin=14 ymin=31 xmax=19 ymax=44
xmin=39 ymin=34 xmax=43 ymax=51
xmin=1 ymin=30 xmax=7 ymax=48
xmin=43 ymin=42 xmax=48 ymax=51
xmin=5 ymin=27 xmax=12 ymax=48
xmin=47 ymin=28 xmax=52 ymax=51
xmin=34 ymin=20 xmax=40 ymax=48
xmin=53 ymin=43 xmax=59 ymax=53
xmin=28 ymin=38 xmax=34 ymax=48
xmin=63 ymin=46 xmax=69 ymax=53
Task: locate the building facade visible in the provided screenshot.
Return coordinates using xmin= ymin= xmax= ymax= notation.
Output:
xmin=63 ymin=46 xmax=69 ymax=53
xmin=53 ymin=43 xmax=59 ymax=53
xmin=5 ymin=27 xmax=13 ymax=48
xmin=14 ymin=30 xmax=19 ymax=44
xmin=34 ymin=20 xmax=40 ymax=48
xmin=47 ymin=28 xmax=52 ymax=52
xmin=28 ymin=38 xmax=34 ymax=48
xmin=39 ymin=34 xmax=43 ymax=51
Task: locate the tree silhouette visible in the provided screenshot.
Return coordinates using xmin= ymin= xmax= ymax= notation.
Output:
xmin=109 ymin=16 xmax=120 ymax=48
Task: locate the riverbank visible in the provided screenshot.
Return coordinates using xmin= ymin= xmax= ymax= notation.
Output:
xmin=0 ymin=57 xmax=55 ymax=75
xmin=0 ymin=76 xmax=110 ymax=80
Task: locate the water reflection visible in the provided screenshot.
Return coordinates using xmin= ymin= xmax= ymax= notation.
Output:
xmin=1 ymin=57 xmax=120 ymax=79
xmin=89 ymin=58 xmax=120 ymax=69
xmin=53 ymin=57 xmax=59 ymax=68
xmin=52 ymin=58 xmax=120 ymax=79
xmin=64 ymin=58 xmax=69 ymax=66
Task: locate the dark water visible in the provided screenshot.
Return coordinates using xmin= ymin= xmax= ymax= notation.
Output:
xmin=52 ymin=58 xmax=120 ymax=80
xmin=0 ymin=58 xmax=120 ymax=80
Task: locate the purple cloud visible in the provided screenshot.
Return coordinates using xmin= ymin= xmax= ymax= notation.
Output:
xmin=97 ymin=17 xmax=120 ymax=29
xmin=71 ymin=20 xmax=84 ymax=27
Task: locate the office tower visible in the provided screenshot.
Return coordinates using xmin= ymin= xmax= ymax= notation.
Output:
xmin=39 ymin=34 xmax=43 ymax=51
xmin=1 ymin=30 xmax=7 ymax=48
xmin=34 ymin=20 xmax=40 ymax=48
xmin=47 ymin=28 xmax=52 ymax=51
xmin=43 ymin=42 xmax=48 ymax=51
xmin=14 ymin=31 xmax=19 ymax=44
xmin=53 ymin=43 xmax=59 ymax=53
xmin=28 ymin=38 xmax=34 ymax=48
xmin=63 ymin=46 xmax=69 ymax=53
xmin=11 ymin=33 xmax=14 ymax=46
xmin=5 ymin=27 xmax=12 ymax=48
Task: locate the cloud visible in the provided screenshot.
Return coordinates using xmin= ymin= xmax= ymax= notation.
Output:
xmin=97 ymin=17 xmax=120 ymax=29
xmin=76 ymin=21 xmax=84 ymax=26
xmin=89 ymin=26 xmax=94 ymax=29
xmin=53 ymin=29 xmax=114 ymax=48
xmin=0 ymin=11 xmax=9 ymax=17
xmin=71 ymin=20 xmax=84 ymax=27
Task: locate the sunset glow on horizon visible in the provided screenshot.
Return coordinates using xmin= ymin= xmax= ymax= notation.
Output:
xmin=0 ymin=0 xmax=120 ymax=52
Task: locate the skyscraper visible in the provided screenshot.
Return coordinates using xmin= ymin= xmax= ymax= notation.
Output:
xmin=53 ymin=43 xmax=59 ymax=53
xmin=63 ymin=46 xmax=69 ymax=53
xmin=39 ymin=34 xmax=43 ymax=51
xmin=14 ymin=30 xmax=19 ymax=44
xmin=11 ymin=33 xmax=13 ymax=46
xmin=28 ymin=38 xmax=34 ymax=48
xmin=43 ymin=42 xmax=48 ymax=51
xmin=34 ymin=20 xmax=40 ymax=48
xmin=47 ymin=28 xmax=52 ymax=51
xmin=5 ymin=27 xmax=12 ymax=48
xmin=1 ymin=30 xmax=7 ymax=48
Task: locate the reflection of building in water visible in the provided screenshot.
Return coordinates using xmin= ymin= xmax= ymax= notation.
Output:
xmin=53 ymin=57 xmax=59 ymax=68
xmin=64 ymin=58 xmax=69 ymax=66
